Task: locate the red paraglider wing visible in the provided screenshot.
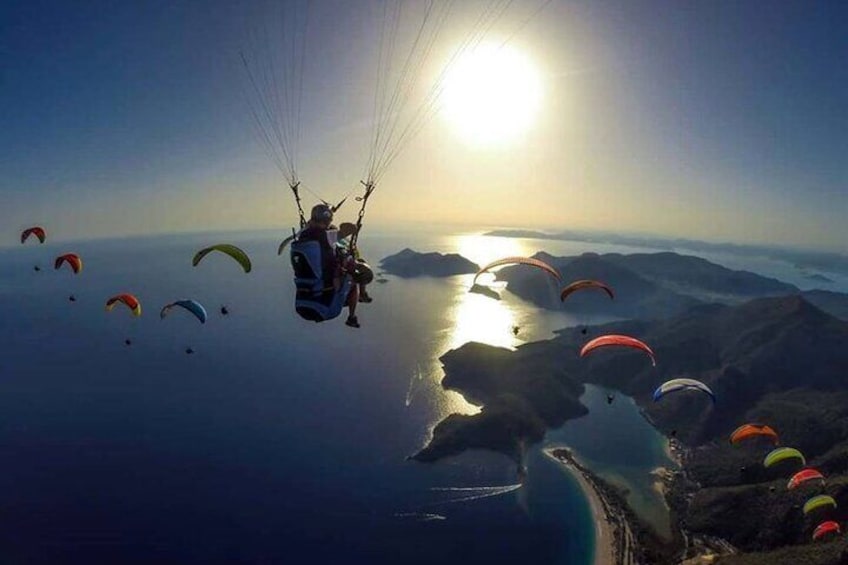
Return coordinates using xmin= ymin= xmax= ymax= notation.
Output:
xmin=21 ymin=226 xmax=46 ymax=244
xmin=788 ymin=468 xmax=825 ymax=490
xmin=560 ymin=279 xmax=614 ymax=302
xmin=473 ymin=257 xmax=561 ymax=285
xmin=813 ymin=520 xmax=841 ymax=541
xmin=54 ymin=253 xmax=83 ymax=274
xmin=105 ymin=293 xmax=142 ymax=316
xmin=580 ymin=335 xmax=656 ymax=366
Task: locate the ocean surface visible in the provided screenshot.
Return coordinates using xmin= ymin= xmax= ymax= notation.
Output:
xmin=0 ymin=229 xmax=842 ymax=564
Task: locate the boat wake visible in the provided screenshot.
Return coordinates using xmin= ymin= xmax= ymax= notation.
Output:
xmin=405 ymin=363 xmax=425 ymax=407
xmin=426 ymin=483 xmax=523 ymax=506
xmin=394 ymin=512 xmax=447 ymax=522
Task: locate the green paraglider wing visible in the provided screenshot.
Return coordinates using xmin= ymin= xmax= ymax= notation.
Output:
xmin=804 ymin=495 xmax=837 ymax=515
xmin=193 ymin=244 xmax=252 ymax=273
xmin=763 ymin=447 xmax=806 ymax=468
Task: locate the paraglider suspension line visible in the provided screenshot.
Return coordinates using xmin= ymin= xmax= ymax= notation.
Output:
xmin=290 ymin=181 xmax=307 ymax=228
xmin=350 ymin=180 xmax=376 ymax=252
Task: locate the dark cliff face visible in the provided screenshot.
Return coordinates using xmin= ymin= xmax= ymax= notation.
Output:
xmin=411 ymin=341 xmax=587 ymax=464
xmin=554 ymin=295 xmax=848 ymax=446
xmin=380 ymin=248 xmax=478 ymax=277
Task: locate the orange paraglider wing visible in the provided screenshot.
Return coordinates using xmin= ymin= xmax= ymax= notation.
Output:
xmin=730 ymin=424 xmax=779 ymax=446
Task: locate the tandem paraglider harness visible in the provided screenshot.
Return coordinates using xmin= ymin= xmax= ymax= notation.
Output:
xmin=286 ymin=181 xmax=376 ymax=322
xmin=290 ymin=231 xmax=353 ymax=323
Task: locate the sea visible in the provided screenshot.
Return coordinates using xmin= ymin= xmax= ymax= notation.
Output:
xmin=1 ymin=228 xmax=845 ymax=564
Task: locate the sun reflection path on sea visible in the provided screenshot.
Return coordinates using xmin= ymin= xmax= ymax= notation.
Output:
xmin=420 ymin=233 xmax=541 ymax=418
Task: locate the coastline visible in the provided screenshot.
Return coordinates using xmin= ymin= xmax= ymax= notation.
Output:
xmin=543 ymin=448 xmax=618 ymax=565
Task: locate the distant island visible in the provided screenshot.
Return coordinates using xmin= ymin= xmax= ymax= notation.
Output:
xmin=379 ymin=248 xmax=478 ymax=277
xmin=413 ymin=295 xmax=848 ymax=563
xmin=484 ymin=229 xmax=848 ymax=275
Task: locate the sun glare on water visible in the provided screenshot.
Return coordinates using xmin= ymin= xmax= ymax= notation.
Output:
xmin=442 ymin=42 xmax=542 ymax=146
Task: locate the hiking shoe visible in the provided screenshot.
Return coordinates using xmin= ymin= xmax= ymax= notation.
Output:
xmin=359 ymin=293 xmax=373 ymax=303
xmin=346 ymin=316 xmax=360 ymax=328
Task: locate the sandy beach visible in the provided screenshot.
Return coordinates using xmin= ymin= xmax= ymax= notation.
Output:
xmin=544 ymin=448 xmax=616 ymax=565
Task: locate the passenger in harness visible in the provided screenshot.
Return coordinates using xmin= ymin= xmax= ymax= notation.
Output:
xmin=291 ymin=204 xmax=365 ymax=328
xmin=337 ymin=222 xmax=373 ymax=304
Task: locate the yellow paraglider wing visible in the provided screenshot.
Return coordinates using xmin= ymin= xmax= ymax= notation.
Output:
xmin=193 ymin=244 xmax=252 ymax=273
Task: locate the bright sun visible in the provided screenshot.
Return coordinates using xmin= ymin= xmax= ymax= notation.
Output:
xmin=442 ymin=42 xmax=542 ymax=146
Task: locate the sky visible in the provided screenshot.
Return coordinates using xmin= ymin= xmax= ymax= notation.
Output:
xmin=2 ymin=0 xmax=847 ymax=250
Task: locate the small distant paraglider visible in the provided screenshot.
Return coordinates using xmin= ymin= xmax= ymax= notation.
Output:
xmin=764 ymin=447 xmax=806 ymax=469
xmin=804 ymin=495 xmax=837 ymax=515
xmin=185 ymin=347 xmax=195 ymax=355
xmin=33 ymin=265 xmax=41 ymax=272
xmin=730 ymin=424 xmax=780 ymax=446
xmin=473 ymin=256 xmax=562 ymax=285
xmin=124 ymin=339 xmax=133 ymax=346
xmin=580 ymin=334 xmax=657 ymax=367
xmin=787 ymin=468 xmax=825 ymax=491
xmin=192 ymin=244 xmax=252 ymax=273
xmin=606 ymin=394 xmax=615 ymax=405
xmin=653 ymin=378 xmax=715 ymax=404
xmin=106 ymin=294 xmax=142 ymax=317
xmin=560 ymin=279 xmax=614 ymax=302
xmin=68 ymin=295 xmax=77 ymax=303
xmin=220 ymin=305 xmax=230 ymax=316
xmin=54 ymin=253 xmax=83 ymax=274
xmin=21 ymin=226 xmax=46 ymax=244
xmin=160 ymin=299 xmax=208 ymax=324
xmin=813 ymin=521 xmax=841 ymax=541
